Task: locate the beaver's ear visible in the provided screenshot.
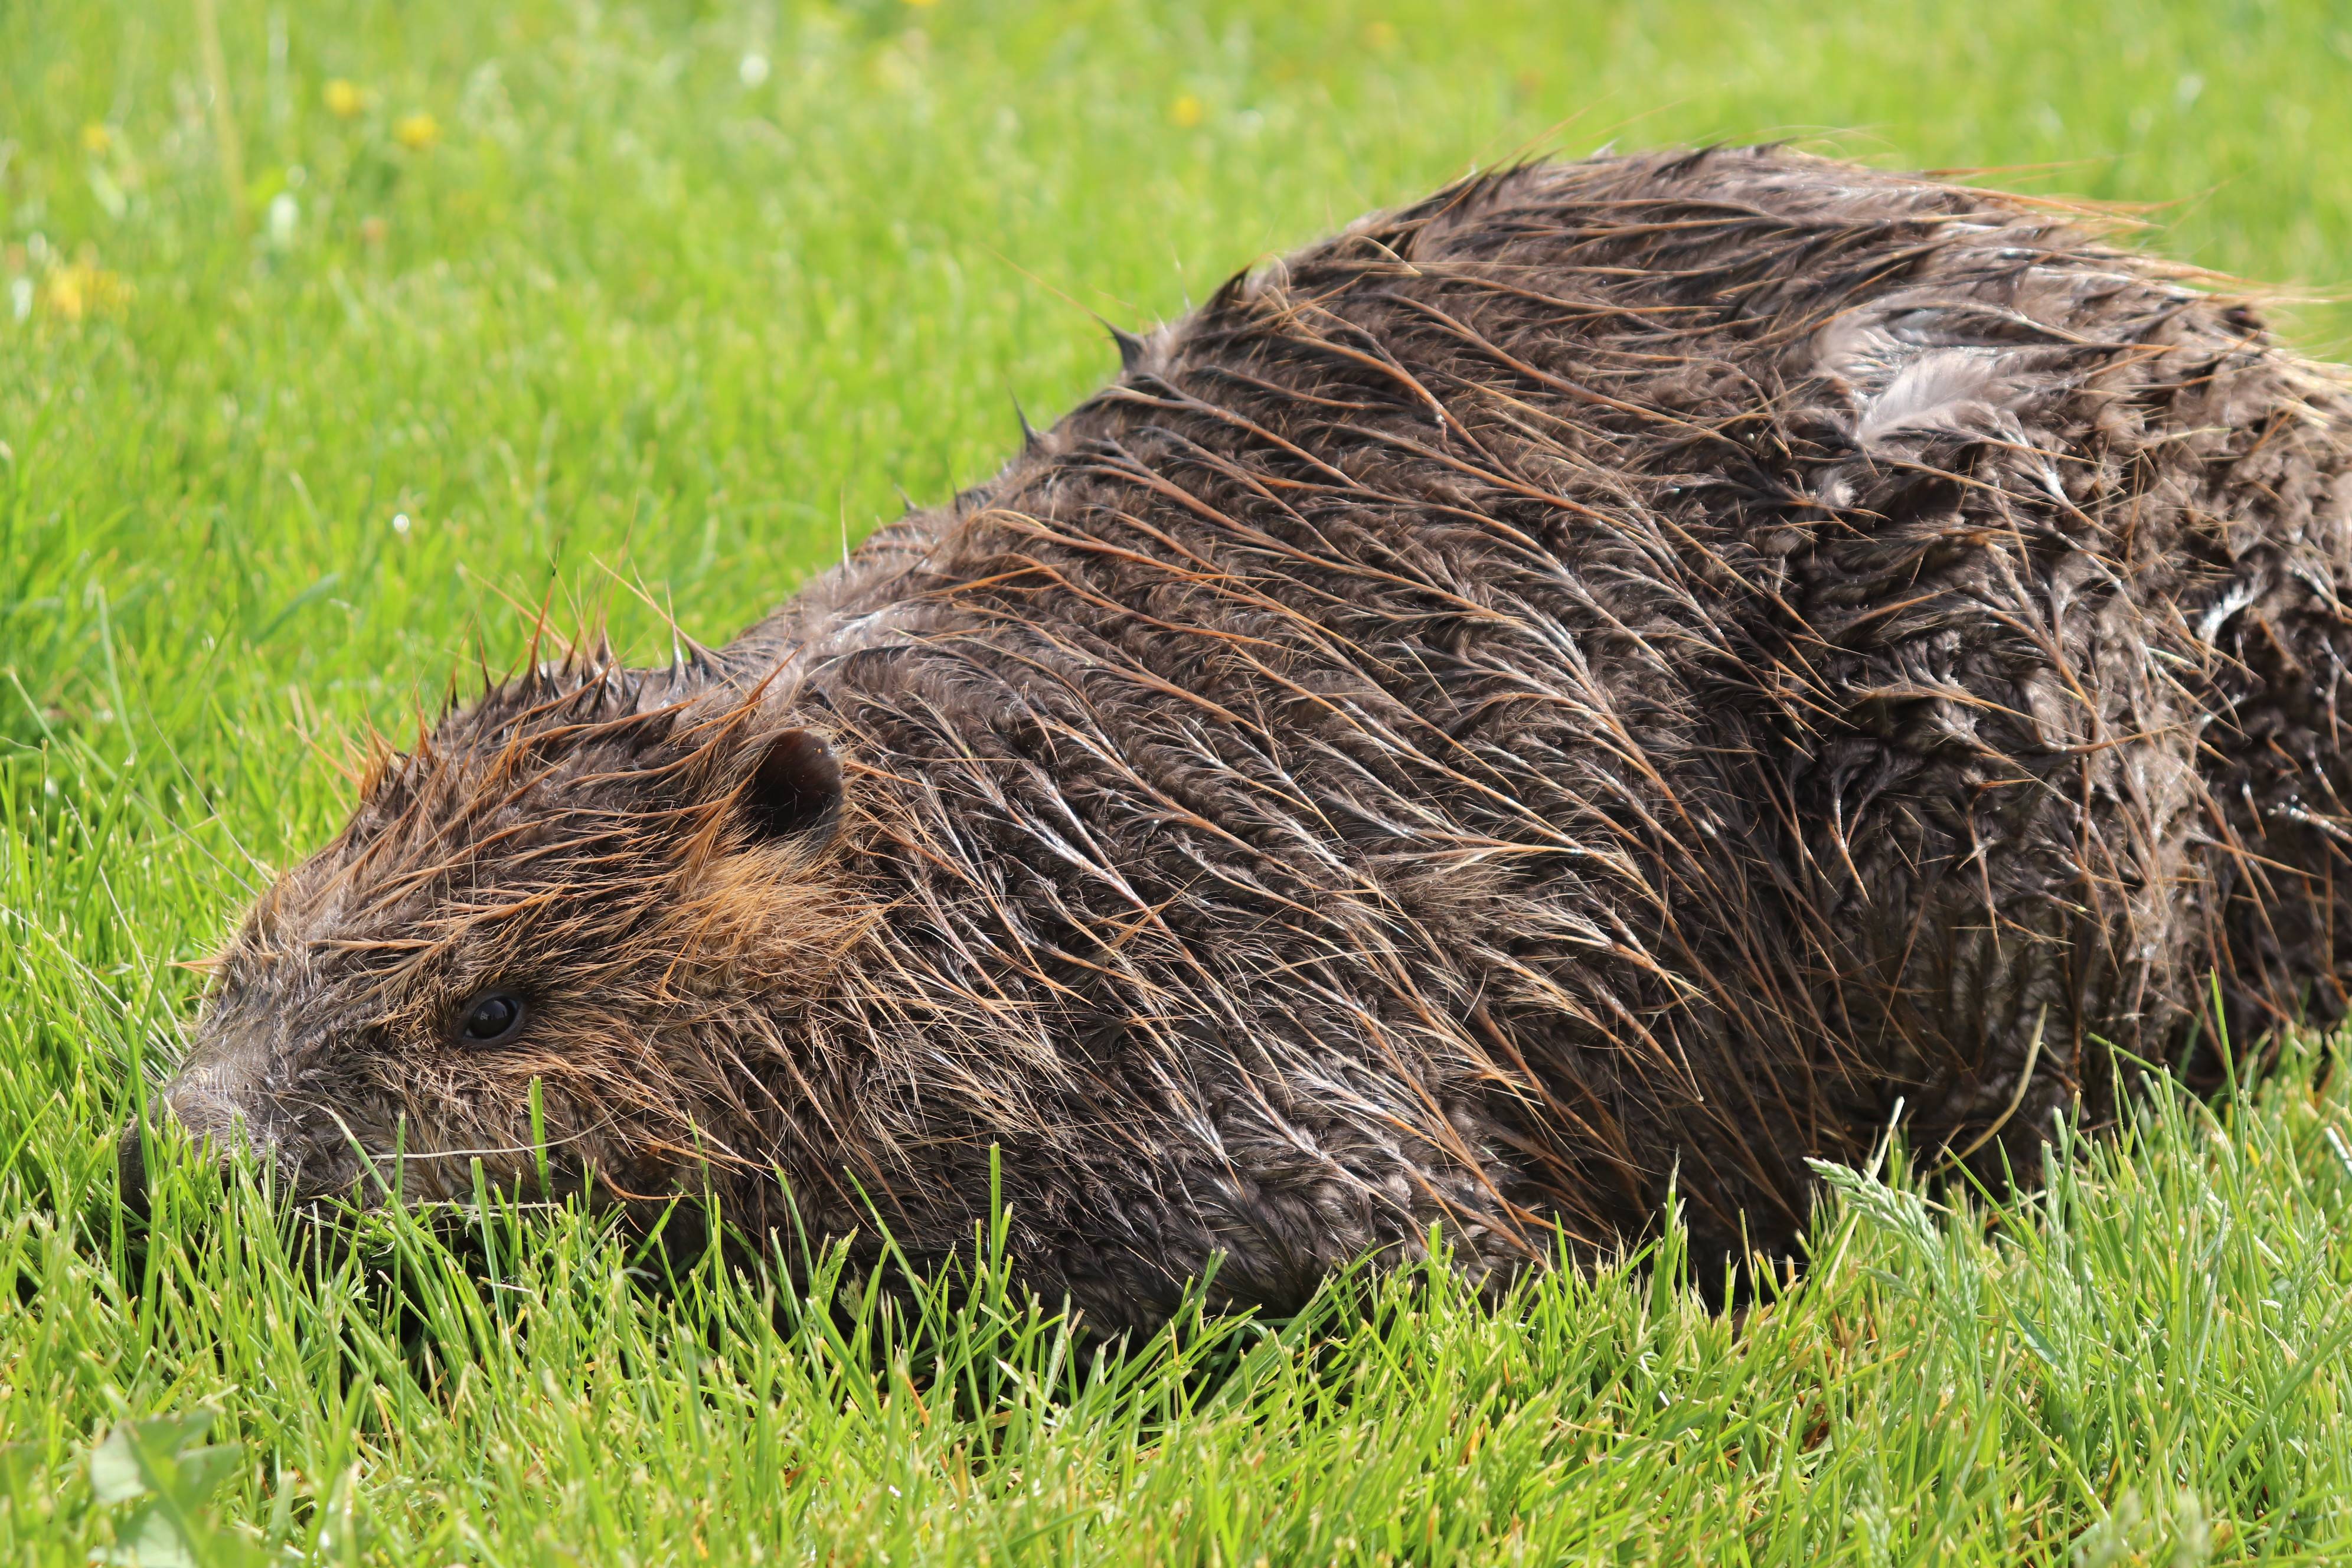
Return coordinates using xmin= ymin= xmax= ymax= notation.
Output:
xmin=740 ymin=729 xmax=843 ymax=842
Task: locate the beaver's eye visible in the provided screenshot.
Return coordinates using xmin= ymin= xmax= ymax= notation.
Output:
xmin=457 ymin=989 xmax=528 ymax=1046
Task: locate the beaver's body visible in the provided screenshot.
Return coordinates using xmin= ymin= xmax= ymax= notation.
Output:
xmin=152 ymin=148 xmax=2352 ymax=1333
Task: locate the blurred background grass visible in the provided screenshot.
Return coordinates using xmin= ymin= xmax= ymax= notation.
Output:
xmin=9 ymin=2 xmax=2352 ymax=1562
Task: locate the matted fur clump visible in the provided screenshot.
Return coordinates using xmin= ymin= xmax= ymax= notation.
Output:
xmin=146 ymin=146 xmax=2352 ymax=1334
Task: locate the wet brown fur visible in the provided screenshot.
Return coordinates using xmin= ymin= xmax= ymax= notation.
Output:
xmin=161 ymin=148 xmax=2352 ymax=1335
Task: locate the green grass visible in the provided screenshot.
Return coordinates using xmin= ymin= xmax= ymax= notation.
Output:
xmin=9 ymin=0 xmax=2352 ymax=1561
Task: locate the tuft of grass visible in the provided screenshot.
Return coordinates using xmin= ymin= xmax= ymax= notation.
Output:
xmin=7 ymin=1 xmax=2352 ymax=1561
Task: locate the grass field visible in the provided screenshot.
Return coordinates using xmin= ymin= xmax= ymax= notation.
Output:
xmin=10 ymin=1 xmax=2352 ymax=1562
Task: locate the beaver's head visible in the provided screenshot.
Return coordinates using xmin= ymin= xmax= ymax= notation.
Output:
xmin=123 ymin=655 xmax=858 ymax=1216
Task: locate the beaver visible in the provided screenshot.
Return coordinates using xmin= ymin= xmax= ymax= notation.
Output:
xmin=129 ymin=146 xmax=2352 ymax=1335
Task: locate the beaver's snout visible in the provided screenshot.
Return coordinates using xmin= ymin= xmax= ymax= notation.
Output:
xmin=113 ymin=1095 xmax=255 ymax=1212
xmin=117 ymin=1064 xmax=295 ymax=1215
xmin=115 ymin=1119 xmax=148 ymax=1218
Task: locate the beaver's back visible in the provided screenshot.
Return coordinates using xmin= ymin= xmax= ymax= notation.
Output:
xmin=730 ymin=148 xmax=2352 ymax=1322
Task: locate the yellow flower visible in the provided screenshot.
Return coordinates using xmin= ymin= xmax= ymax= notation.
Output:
xmin=43 ymin=262 xmax=132 ymax=324
xmin=323 ymin=79 xmax=366 ymax=119
xmin=394 ymin=112 xmax=441 ymax=151
xmin=904 ymin=0 xmax=939 ymax=7
xmin=1170 ymin=93 xmax=1204 ymax=129
xmin=80 ymin=122 xmax=113 ymax=155
xmin=1364 ymin=21 xmax=1399 ymax=51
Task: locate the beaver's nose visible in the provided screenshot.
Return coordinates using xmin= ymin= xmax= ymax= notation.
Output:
xmin=115 ymin=1119 xmax=151 ymax=1219
xmin=116 ymin=1086 xmax=267 ymax=1216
